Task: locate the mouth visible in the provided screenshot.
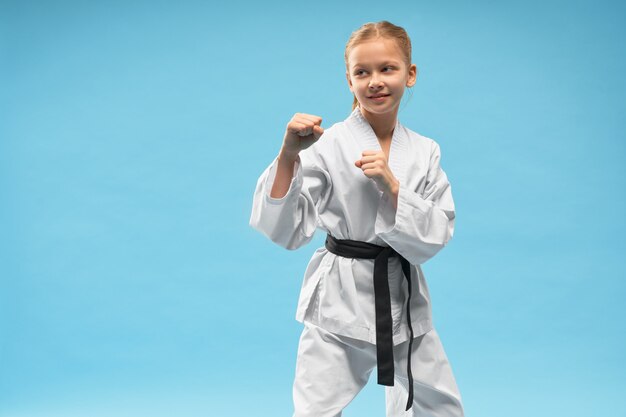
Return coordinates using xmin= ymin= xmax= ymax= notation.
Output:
xmin=368 ymin=94 xmax=390 ymax=98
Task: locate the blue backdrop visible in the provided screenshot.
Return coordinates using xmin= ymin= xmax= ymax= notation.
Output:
xmin=1 ymin=1 xmax=625 ymax=416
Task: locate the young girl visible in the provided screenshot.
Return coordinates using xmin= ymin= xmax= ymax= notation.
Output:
xmin=250 ymin=21 xmax=464 ymax=417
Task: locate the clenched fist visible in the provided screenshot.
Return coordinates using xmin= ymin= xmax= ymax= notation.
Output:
xmin=281 ymin=113 xmax=324 ymax=157
xmin=355 ymin=150 xmax=400 ymax=196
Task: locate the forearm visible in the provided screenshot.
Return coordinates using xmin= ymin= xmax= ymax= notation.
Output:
xmin=251 ymin=147 xmax=328 ymax=251
xmin=375 ymin=181 xmax=455 ymax=265
xmin=387 ymin=178 xmax=400 ymax=210
xmin=270 ymin=149 xmax=299 ymax=198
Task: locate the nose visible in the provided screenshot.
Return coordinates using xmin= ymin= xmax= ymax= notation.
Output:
xmin=369 ymin=74 xmax=383 ymax=90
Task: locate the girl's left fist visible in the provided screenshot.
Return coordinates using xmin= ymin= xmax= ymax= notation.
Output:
xmin=354 ymin=150 xmax=399 ymax=195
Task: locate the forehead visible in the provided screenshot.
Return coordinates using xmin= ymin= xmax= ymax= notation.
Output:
xmin=347 ymin=38 xmax=405 ymax=67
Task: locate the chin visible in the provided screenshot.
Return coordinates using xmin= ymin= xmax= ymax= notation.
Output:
xmin=361 ymin=105 xmax=398 ymax=115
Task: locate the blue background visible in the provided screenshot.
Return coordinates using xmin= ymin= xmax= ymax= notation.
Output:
xmin=2 ymin=1 xmax=625 ymax=416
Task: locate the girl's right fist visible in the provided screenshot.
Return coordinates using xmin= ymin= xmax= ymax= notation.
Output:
xmin=281 ymin=113 xmax=324 ymax=156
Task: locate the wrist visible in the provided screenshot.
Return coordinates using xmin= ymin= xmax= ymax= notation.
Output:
xmin=389 ymin=178 xmax=400 ymax=196
xmin=389 ymin=179 xmax=400 ymax=210
xmin=279 ymin=147 xmax=300 ymax=162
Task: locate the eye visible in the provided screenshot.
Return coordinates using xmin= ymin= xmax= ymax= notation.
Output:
xmin=382 ymin=66 xmax=394 ymax=72
xmin=355 ymin=69 xmax=366 ymax=76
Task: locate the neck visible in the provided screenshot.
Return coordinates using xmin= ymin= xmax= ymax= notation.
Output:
xmin=359 ymin=106 xmax=398 ymax=142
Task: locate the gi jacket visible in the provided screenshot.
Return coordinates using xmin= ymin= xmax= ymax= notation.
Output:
xmin=249 ymin=106 xmax=455 ymax=345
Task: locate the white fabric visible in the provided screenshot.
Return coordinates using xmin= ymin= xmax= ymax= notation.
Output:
xmin=249 ymin=106 xmax=456 ymax=345
xmin=292 ymin=321 xmax=464 ymax=417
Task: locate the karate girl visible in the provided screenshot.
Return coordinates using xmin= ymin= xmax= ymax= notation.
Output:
xmin=250 ymin=21 xmax=464 ymax=417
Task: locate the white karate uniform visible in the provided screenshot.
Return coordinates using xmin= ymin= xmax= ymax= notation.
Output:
xmin=250 ymin=106 xmax=464 ymax=416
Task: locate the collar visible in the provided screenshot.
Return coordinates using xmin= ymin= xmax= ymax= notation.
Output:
xmin=346 ymin=106 xmax=408 ymax=185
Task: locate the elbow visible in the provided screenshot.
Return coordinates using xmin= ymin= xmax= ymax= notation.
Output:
xmin=425 ymin=211 xmax=455 ymax=246
xmin=252 ymin=222 xmax=311 ymax=251
xmin=441 ymin=223 xmax=454 ymax=247
xmin=409 ymin=241 xmax=447 ymax=265
xmin=278 ymin=228 xmax=313 ymax=251
xmin=408 ymin=221 xmax=455 ymax=265
xmin=269 ymin=232 xmax=299 ymax=250
xmin=444 ymin=214 xmax=455 ymax=245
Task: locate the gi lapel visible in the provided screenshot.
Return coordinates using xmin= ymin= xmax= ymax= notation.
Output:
xmin=348 ymin=106 xmax=408 ymax=186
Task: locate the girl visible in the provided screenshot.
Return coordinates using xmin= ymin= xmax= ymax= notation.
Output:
xmin=250 ymin=21 xmax=464 ymax=417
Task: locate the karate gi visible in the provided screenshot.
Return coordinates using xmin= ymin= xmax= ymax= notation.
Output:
xmin=249 ymin=106 xmax=464 ymax=416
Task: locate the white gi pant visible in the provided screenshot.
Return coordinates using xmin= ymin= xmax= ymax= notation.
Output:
xmin=292 ymin=322 xmax=464 ymax=417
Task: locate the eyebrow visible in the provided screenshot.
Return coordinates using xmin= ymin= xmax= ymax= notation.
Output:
xmin=351 ymin=60 xmax=402 ymax=68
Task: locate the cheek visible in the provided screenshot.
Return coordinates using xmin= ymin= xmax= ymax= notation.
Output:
xmin=392 ymin=78 xmax=406 ymax=89
xmin=355 ymin=82 xmax=369 ymax=93
xmin=350 ymin=87 xmax=362 ymax=96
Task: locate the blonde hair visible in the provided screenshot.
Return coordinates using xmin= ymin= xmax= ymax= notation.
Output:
xmin=344 ymin=21 xmax=413 ymax=111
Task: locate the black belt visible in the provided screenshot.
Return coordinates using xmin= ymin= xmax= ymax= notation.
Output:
xmin=324 ymin=233 xmax=415 ymax=411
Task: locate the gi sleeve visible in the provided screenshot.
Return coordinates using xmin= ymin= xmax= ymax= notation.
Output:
xmin=374 ymin=140 xmax=455 ymax=265
xmin=249 ymin=148 xmax=332 ymax=250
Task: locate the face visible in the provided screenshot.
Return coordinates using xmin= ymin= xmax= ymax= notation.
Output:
xmin=346 ymin=38 xmax=417 ymax=119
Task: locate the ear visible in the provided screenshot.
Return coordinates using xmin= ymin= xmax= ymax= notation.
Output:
xmin=346 ymin=71 xmax=353 ymax=92
xmin=406 ymin=64 xmax=417 ymax=87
